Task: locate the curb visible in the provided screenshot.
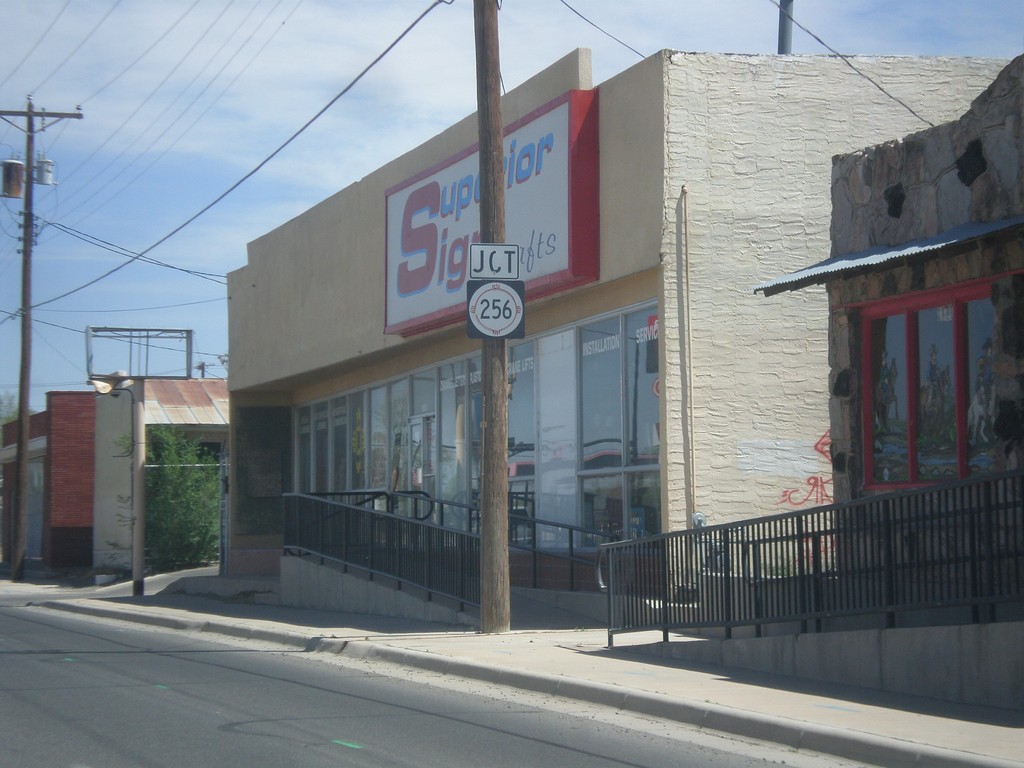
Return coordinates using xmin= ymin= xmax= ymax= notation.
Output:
xmin=34 ymin=600 xmax=1019 ymax=768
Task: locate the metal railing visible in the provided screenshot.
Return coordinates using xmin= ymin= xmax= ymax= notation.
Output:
xmin=600 ymin=471 xmax=1024 ymax=646
xmin=284 ymin=491 xmax=480 ymax=608
xmin=284 ymin=488 xmax=623 ymax=608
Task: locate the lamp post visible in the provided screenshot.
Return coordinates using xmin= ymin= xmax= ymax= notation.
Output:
xmin=91 ymin=372 xmax=146 ymax=596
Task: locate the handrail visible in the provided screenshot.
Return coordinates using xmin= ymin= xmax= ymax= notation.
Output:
xmin=291 ymin=488 xmax=619 ymax=595
xmin=285 ymin=491 xmax=481 ymax=608
xmin=601 ymin=470 xmax=1024 ymax=646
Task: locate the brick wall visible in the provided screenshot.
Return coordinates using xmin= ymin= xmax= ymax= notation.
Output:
xmin=1 ymin=409 xmax=49 ymax=563
xmin=43 ymin=392 xmax=96 ymax=567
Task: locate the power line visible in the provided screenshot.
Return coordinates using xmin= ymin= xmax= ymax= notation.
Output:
xmin=22 ymin=0 xmax=453 ymax=313
xmin=83 ymin=0 xmax=201 ymax=105
xmin=31 ymin=0 xmax=124 ymax=95
xmin=57 ymin=0 xmax=240 ymax=197
xmin=765 ymin=0 xmax=936 ymax=127
xmin=41 ymin=219 xmax=226 ymax=282
xmin=38 ymin=296 xmax=224 ymax=314
xmin=136 ymin=0 xmax=456 ymax=260
xmin=557 ymin=0 xmax=644 ymax=59
xmin=0 ymin=0 xmax=72 ymax=91
xmin=64 ymin=0 xmax=297 ymax=226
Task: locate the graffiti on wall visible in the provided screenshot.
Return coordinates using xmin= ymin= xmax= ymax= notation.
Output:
xmin=776 ymin=430 xmax=833 ymax=507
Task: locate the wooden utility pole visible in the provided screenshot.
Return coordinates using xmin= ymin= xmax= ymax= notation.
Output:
xmin=473 ymin=0 xmax=510 ymax=633
xmin=1 ymin=100 xmax=82 ymax=579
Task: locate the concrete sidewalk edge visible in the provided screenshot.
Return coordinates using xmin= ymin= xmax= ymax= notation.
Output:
xmin=34 ymin=600 xmax=1019 ymax=768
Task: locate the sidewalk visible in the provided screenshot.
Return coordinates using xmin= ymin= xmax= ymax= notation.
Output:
xmin=7 ymin=569 xmax=1023 ymax=768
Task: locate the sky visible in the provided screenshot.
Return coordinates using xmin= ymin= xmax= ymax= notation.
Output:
xmin=1 ymin=0 xmax=1022 ymax=411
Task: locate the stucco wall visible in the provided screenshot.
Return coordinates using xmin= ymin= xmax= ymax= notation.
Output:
xmin=657 ymin=53 xmax=1008 ymax=529
xmin=229 ymin=49 xmax=609 ymax=395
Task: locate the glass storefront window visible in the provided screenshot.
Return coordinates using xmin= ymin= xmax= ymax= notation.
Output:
xmin=412 ymin=369 xmax=435 ymax=416
xmin=439 ymin=361 xmax=468 ymax=503
xmin=865 ymin=287 xmax=997 ymax=485
xmin=627 ymin=471 xmax=661 ymax=537
xmin=368 ymin=386 xmax=388 ymax=488
xmin=297 ymin=405 xmax=311 ymax=493
xmin=625 ymin=309 xmax=660 ymax=465
xmin=313 ymin=402 xmax=329 ymax=492
xmin=469 ymin=356 xmax=483 ymax=501
xmin=331 ymin=397 xmax=347 ymax=490
xmin=580 ymin=318 xmax=622 ymax=469
xmin=582 ymin=475 xmax=622 ymax=538
xmin=538 ymin=330 xmax=578 ymax=527
xmin=917 ymin=306 xmax=957 ymax=480
xmin=389 ymin=380 xmax=409 ymax=492
xmin=349 ymin=392 xmax=366 ymax=488
xmin=293 ymin=302 xmax=661 ymax=540
xmin=508 ymin=341 xmax=536 ymax=486
xmin=870 ymin=314 xmax=908 ymax=483
xmin=967 ymin=298 xmax=997 ymax=475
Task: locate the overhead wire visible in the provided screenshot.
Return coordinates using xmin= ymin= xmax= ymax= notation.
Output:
xmin=30 ymin=0 xmax=124 ymax=95
xmin=0 ymin=0 xmax=72 ymax=91
xmin=40 ymin=219 xmax=226 ymax=282
xmin=64 ymin=0 xmax=297 ymax=226
xmin=765 ymin=0 xmax=936 ymax=127
xmin=56 ymin=0 xmax=240 ymax=197
xmin=83 ymin=0 xmax=202 ymax=105
xmin=18 ymin=0 xmax=454 ymax=315
xmin=557 ymin=0 xmax=644 ymax=59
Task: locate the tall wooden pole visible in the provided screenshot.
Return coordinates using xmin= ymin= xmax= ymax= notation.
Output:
xmin=1 ymin=101 xmax=82 ymax=579
xmin=474 ymin=0 xmax=510 ymax=633
xmin=12 ymin=102 xmax=35 ymax=581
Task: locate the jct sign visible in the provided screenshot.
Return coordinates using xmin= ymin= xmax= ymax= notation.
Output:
xmin=384 ymin=90 xmax=599 ymax=336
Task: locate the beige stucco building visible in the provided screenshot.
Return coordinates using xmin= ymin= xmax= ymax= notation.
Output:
xmin=226 ymin=49 xmax=1006 ymax=577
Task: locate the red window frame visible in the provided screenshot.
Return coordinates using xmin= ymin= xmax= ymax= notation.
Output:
xmin=859 ymin=280 xmax=992 ymax=489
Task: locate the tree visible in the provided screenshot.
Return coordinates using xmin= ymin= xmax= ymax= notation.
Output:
xmin=1 ymin=391 xmax=18 ymax=425
xmin=144 ymin=425 xmax=220 ymax=572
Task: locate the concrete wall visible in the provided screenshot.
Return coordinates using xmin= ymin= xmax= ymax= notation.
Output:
xmin=647 ymin=621 xmax=1024 ymax=710
xmin=656 ymin=54 xmax=1008 ymax=530
xmin=93 ymin=387 xmax=135 ymax=570
xmin=280 ymin=555 xmax=477 ymax=627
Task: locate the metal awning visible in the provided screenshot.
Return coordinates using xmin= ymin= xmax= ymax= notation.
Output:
xmin=754 ymin=216 xmax=1024 ymax=297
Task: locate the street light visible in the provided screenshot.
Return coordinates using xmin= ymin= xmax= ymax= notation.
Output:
xmin=90 ymin=371 xmax=146 ymax=596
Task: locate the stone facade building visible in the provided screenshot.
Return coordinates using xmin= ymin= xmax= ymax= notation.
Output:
xmin=758 ymin=55 xmax=1024 ymax=502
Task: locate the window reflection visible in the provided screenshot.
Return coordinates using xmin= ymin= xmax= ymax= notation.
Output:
xmin=916 ymin=306 xmax=957 ymax=480
xmin=581 ymin=318 xmax=622 ymax=469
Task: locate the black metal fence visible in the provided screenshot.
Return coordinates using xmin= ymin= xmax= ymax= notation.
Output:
xmin=283 ymin=491 xmax=481 ymax=608
xmin=600 ymin=471 xmax=1024 ymax=646
xmin=283 ymin=489 xmax=620 ymax=608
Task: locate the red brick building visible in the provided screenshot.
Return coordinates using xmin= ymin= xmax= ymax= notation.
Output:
xmin=2 ymin=379 xmax=228 ymax=571
xmin=1 ymin=391 xmax=95 ymax=567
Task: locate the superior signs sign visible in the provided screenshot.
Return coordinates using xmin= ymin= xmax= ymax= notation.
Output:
xmin=384 ymin=90 xmax=599 ymax=336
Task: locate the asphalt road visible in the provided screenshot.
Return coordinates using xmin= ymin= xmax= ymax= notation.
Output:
xmin=0 ymin=605 xmax=863 ymax=768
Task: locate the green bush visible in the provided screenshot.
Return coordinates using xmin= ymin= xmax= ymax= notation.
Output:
xmin=145 ymin=425 xmax=220 ymax=572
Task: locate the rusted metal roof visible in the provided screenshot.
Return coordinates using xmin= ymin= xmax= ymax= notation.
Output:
xmin=143 ymin=378 xmax=229 ymax=427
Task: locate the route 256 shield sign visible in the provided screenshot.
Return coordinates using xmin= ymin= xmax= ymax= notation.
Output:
xmin=466 ymin=279 xmax=525 ymax=339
